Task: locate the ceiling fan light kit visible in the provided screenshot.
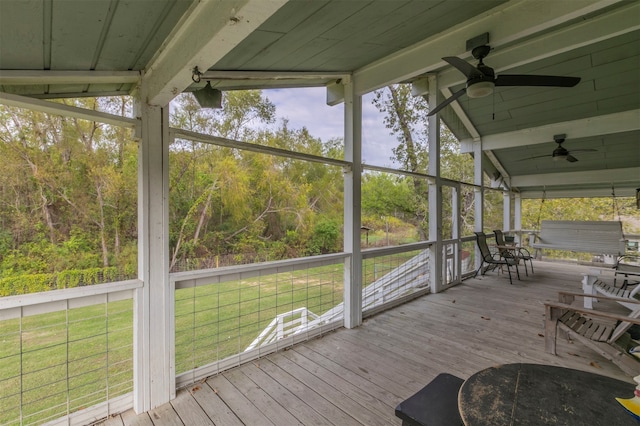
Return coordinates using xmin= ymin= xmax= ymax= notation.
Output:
xmin=467 ymin=81 xmax=494 ymax=98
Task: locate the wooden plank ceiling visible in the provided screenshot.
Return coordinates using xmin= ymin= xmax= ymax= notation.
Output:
xmin=0 ymin=0 xmax=638 ymax=198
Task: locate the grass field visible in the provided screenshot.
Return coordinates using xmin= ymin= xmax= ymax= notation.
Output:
xmin=174 ymin=262 xmax=345 ymax=373
xmin=0 ymin=253 xmax=421 ymax=425
xmin=0 ymin=300 xmax=134 ymax=425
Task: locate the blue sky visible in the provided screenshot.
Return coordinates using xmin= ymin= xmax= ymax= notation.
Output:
xmin=264 ymin=87 xmax=400 ymax=167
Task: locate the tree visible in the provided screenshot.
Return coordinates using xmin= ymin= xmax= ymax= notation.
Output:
xmin=372 ymin=85 xmax=429 ymax=238
xmin=372 ymin=85 xmax=429 ymax=172
xmin=361 ymin=173 xmax=414 ymax=217
xmin=0 ymin=97 xmax=138 ymax=276
xmin=171 ymin=90 xmax=275 ymax=140
xmin=372 ymin=84 xmax=474 ymax=239
xmin=166 ymin=91 xmax=346 ymax=269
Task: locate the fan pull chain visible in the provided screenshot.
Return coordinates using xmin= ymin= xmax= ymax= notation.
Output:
xmin=492 ymin=91 xmax=495 ymax=120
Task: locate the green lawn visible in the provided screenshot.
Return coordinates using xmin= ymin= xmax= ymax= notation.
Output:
xmin=0 ymin=254 xmax=419 ymax=425
xmin=0 ymin=300 xmax=134 ymax=425
xmin=174 ymin=262 xmax=345 ymax=373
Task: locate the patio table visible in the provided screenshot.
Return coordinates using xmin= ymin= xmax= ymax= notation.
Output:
xmin=458 ymin=363 xmax=636 ymax=425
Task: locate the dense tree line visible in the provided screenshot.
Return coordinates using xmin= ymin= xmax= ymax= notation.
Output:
xmin=1 ymin=85 xmax=636 ymax=295
xmin=168 ymin=92 xmax=345 ymax=271
xmin=0 ymin=92 xmax=348 ymax=289
xmin=0 ymin=98 xmax=137 ymax=281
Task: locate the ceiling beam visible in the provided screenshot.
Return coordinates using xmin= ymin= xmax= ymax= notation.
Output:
xmin=0 ymin=91 xmax=138 ymax=129
xmin=485 ymin=150 xmax=510 ymax=188
xmin=460 ymin=110 xmax=640 ymax=152
xmin=23 ymin=90 xmax=134 ymax=100
xmin=352 ymin=0 xmax=624 ymax=96
xmin=0 ymin=70 xmax=140 ymax=85
xmin=201 ymin=70 xmax=349 ymax=93
xmin=142 ymin=0 xmax=289 ymax=106
xmin=511 ymin=167 xmax=640 ymax=187
xmin=437 ymin=1 xmax=640 ymax=89
xmin=201 ymin=71 xmax=348 ymax=81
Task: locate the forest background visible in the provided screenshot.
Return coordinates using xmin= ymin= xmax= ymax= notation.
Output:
xmin=1 ymin=85 xmax=638 ymax=296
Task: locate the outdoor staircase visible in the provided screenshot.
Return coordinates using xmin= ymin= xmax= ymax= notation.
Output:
xmin=245 ymin=250 xmax=430 ymax=351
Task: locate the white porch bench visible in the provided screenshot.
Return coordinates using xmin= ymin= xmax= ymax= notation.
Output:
xmin=531 ymin=220 xmax=626 ymax=262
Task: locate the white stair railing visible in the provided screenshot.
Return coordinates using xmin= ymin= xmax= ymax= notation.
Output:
xmin=245 ymin=250 xmax=430 ymax=351
xmin=245 ymin=307 xmax=320 ymax=351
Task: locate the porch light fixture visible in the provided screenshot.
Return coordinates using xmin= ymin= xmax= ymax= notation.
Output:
xmin=193 ymin=81 xmax=222 ymax=109
xmin=191 ymin=66 xmax=222 ymax=109
xmin=467 ymin=80 xmax=494 ymax=98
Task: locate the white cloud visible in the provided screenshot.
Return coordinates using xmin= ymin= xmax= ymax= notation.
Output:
xmin=264 ymin=87 xmax=400 ymax=167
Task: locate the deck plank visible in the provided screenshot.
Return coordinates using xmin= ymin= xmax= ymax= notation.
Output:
xmin=120 ymin=409 xmax=153 ymax=426
xmin=101 ymin=261 xmax=634 ymax=426
xmin=206 ymin=374 xmax=276 ymax=425
xmin=222 ymin=367 xmax=302 ymax=425
xmin=257 ymin=358 xmax=360 ymax=426
xmin=241 ymin=362 xmax=333 ymax=425
xmin=147 ymin=403 xmax=182 ymax=426
xmin=271 ymin=351 xmax=389 ymax=425
xmin=169 ymin=388 xmax=214 ymax=426
xmin=189 ymin=382 xmax=244 ymax=426
xmin=293 ymin=343 xmax=403 ymax=405
xmin=280 ymin=348 xmax=399 ymax=424
xmin=306 ymin=331 xmax=430 ymax=397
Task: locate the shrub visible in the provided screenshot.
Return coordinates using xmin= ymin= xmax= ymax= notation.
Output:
xmin=306 ymin=219 xmax=341 ymax=255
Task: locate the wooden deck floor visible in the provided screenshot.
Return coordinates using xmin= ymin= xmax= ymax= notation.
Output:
xmin=101 ymin=261 xmax=635 ymax=426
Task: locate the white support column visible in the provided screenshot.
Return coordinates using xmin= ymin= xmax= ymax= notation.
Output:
xmin=343 ymin=77 xmax=362 ymax=329
xmin=503 ymin=191 xmax=511 ymax=232
xmin=514 ymin=193 xmax=522 ymax=244
xmin=134 ymin=99 xmax=173 ymax=412
xmin=473 ymin=141 xmax=484 ymax=272
xmin=427 ymin=75 xmax=443 ymax=293
xmin=452 ymin=184 xmax=461 ymax=284
xmin=452 ymin=186 xmax=460 ymax=240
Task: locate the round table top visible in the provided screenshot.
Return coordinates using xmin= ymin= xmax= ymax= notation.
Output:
xmin=458 ymin=363 xmax=636 ymax=425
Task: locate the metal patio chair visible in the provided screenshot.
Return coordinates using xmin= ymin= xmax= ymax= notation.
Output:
xmin=474 ymin=232 xmax=520 ymax=284
xmin=494 ymin=229 xmax=534 ymax=276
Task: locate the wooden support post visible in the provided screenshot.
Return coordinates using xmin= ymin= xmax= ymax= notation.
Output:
xmin=133 ymin=100 xmax=173 ymax=412
xmin=342 ymin=76 xmax=362 ymax=329
xmin=503 ymin=191 xmax=511 ymax=232
xmin=514 ymin=193 xmax=522 ymax=244
xmin=427 ymin=75 xmax=443 ymax=293
xmin=473 ymin=141 xmax=484 ymax=273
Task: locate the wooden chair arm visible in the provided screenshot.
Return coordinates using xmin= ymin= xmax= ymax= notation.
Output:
xmin=544 ymin=301 xmax=640 ymax=325
xmin=558 ymin=290 xmax=640 ymax=305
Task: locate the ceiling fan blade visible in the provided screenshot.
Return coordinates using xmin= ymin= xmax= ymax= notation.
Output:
xmin=427 ymin=88 xmax=466 ymax=116
xmin=569 ymin=149 xmax=597 ymax=153
xmin=566 ymin=155 xmax=578 ymax=162
xmin=443 ymin=57 xmax=482 ymax=79
xmin=516 ymin=154 xmax=551 ymax=161
xmin=495 ymin=74 xmax=581 ymax=87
